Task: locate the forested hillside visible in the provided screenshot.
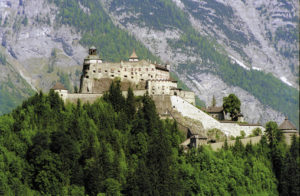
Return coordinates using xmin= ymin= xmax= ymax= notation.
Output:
xmin=0 ymin=81 xmax=299 ymax=195
xmin=0 ymin=0 xmax=299 ymax=127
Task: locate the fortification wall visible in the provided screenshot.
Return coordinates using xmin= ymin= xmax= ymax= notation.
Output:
xmin=170 ymin=96 xmax=265 ymax=137
xmin=65 ymin=89 xmax=148 ymax=104
xmin=177 ymin=91 xmax=195 ymax=105
xmin=209 ymin=136 xmax=262 ymax=151
xmin=66 ymin=93 xmax=103 ymax=104
xmin=151 ymin=95 xmax=173 ymax=115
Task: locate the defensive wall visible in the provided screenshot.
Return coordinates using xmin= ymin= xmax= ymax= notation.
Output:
xmin=170 ymin=96 xmax=265 ymax=137
xmin=60 ymin=90 xmax=148 ymax=104
xmin=209 ymin=136 xmax=262 ymax=151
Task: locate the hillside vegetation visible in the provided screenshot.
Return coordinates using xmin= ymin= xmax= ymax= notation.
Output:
xmin=48 ymin=0 xmax=159 ymax=62
xmin=108 ymin=0 xmax=299 ymax=127
xmin=0 ymin=81 xmax=299 ymax=195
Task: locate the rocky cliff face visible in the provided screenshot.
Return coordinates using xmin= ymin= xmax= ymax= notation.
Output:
xmin=0 ymin=0 xmax=298 ymax=126
xmin=0 ymin=0 xmax=85 ymax=91
xmin=101 ymin=0 xmax=298 ymax=126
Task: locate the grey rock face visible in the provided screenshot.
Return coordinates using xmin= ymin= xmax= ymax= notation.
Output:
xmin=0 ymin=0 xmax=86 ymax=89
xmin=101 ymin=0 xmax=297 ymax=125
xmin=179 ymin=0 xmax=299 ymax=88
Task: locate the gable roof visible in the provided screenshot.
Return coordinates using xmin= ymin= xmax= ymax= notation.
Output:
xmin=278 ymin=117 xmax=297 ymax=130
xmin=52 ymin=82 xmax=67 ymax=90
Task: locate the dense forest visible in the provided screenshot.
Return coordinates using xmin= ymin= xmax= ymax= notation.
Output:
xmin=0 ymin=81 xmax=299 ymax=195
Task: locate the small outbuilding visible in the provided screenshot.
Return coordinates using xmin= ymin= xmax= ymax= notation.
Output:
xmin=202 ymin=106 xmax=225 ymax=120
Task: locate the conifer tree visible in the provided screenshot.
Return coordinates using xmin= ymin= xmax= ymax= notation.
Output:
xmin=126 ymin=87 xmax=136 ymax=121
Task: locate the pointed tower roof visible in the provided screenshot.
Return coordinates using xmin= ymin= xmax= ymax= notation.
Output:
xmin=278 ymin=117 xmax=297 ymax=131
xmin=129 ymin=49 xmax=138 ymax=59
xmin=52 ymin=82 xmax=67 ymax=90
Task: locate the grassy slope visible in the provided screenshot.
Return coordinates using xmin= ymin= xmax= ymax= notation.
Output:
xmin=0 ymin=57 xmax=35 ymax=115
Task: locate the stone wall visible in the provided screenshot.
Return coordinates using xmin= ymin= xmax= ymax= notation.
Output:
xmin=147 ymin=80 xmax=177 ymax=95
xmin=209 ymin=136 xmax=262 ymax=151
xmin=170 ymin=96 xmax=265 ymax=137
xmin=80 ymin=59 xmax=170 ymax=93
xmin=66 ymin=93 xmax=103 ymax=104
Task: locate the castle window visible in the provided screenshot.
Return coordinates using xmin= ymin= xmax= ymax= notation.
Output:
xmin=124 ymin=68 xmax=126 ymax=71
xmin=141 ymin=79 xmax=144 ymax=81
xmin=61 ymin=94 xmax=63 ymax=96
xmin=138 ymin=68 xmax=141 ymax=71
xmin=93 ymin=70 xmax=96 ymax=73
xmin=140 ymin=74 xmax=142 ymax=76
xmin=105 ymin=70 xmax=107 ymax=72
xmin=124 ymin=75 xmax=127 ymax=77
xmin=118 ymin=70 xmax=120 ymax=72
xmin=131 ymin=76 xmax=134 ymax=79
xmin=86 ymin=76 xmax=89 ymax=78
xmin=111 ymin=75 xmax=114 ymax=77
xmin=152 ymin=68 xmax=154 ymax=71
xmin=131 ymin=72 xmax=133 ymax=75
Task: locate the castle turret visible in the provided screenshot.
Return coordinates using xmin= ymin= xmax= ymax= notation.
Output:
xmin=89 ymin=46 xmax=97 ymax=55
xmin=278 ymin=117 xmax=299 ymax=145
xmin=129 ymin=49 xmax=139 ymax=62
xmin=80 ymin=46 xmax=102 ymax=93
xmin=51 ymin=82 xmax=68 ymax=101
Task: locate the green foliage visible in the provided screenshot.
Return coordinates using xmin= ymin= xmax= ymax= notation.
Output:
xmin=57 ymin=71 xmax=71 ymax=91
xmin=223 ymin=94 xmax=241 ymax=121
xmin=207 ymin=128 xmax=226 ymax=142
xmin=0 ymin=81 xmax=288 ymax=195
xmin=252 ymin=128 xmax=262 ymax=136
xmin=0 ymin=73 xmax=35 ymax=116
xmin=48 ymin=0 xmax=159 ymax=62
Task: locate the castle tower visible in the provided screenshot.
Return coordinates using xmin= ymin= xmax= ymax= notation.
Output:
xmin=129 ymin=49 xmax=139 ymax=62
xmin=80 ymin=46 xmax=102 ymax=93
xmin=278 ymin=117 xmax=299 ymax=145
xmin=89 ymin=46 xmax=97 ymax=55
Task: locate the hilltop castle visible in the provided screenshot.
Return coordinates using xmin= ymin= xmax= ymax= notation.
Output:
xmin=52 ymin=46 xmax=299 ymax=149
xmin=54 ymin=47 xmax=195 ymax=105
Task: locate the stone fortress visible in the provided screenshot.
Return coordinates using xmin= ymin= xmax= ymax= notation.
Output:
xmin=53 ymin=47 xmax=298 ymax=149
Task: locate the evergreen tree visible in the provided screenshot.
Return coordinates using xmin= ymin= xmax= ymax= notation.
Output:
xmin=211 ymin=95 xmax=216 ymax=107
xmin=223 ymin=94 xmax=241 ymax=121
xmin=126 ymin=87 xmax=136 ymax=121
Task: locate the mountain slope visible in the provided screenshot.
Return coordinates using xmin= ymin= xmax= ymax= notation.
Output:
xmin=101 ymin=0 xmax=299 ymax=127
xmin=0 ymin=0 xmax=298 ymax=127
